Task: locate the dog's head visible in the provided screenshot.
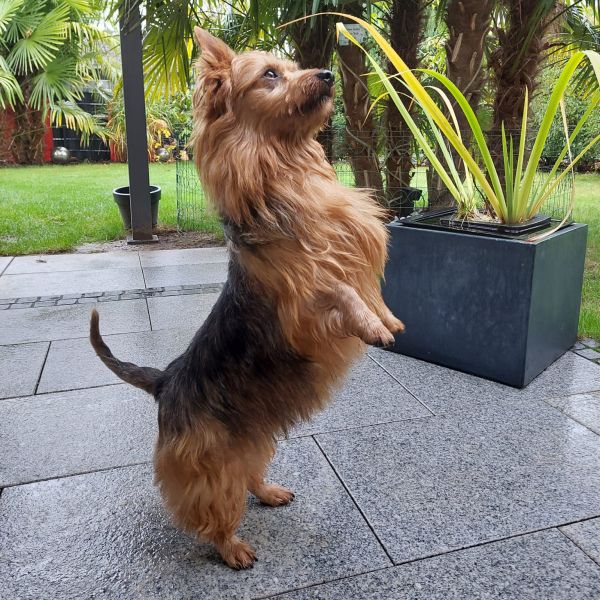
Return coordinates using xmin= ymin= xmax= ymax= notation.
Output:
xmin=193 ymin=28 xmax=334 ymax=137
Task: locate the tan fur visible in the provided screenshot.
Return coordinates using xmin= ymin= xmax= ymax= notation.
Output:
xmin=153 ymin=28 xmax=404 ymax=569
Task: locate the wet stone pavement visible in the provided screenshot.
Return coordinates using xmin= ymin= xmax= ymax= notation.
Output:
xmin=2 ymin=247 xmax=600 ymax=599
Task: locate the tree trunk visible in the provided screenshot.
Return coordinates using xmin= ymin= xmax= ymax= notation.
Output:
xmin=289 ymin=13 xmax=337 ymax=161
xmin=10 ymin=80 xmax=46 ymax=164
xmin=489 ymin=0 xmax=555 ymax=177
xmin=385 ymin=0 xmax=425 ymax=206
xmin=337 ymin=2 xmax=384 ymax=200
xmin=428 ymin=0 xmax=494 ymax=208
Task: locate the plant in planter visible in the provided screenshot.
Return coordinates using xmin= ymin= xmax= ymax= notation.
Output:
xmin=337 ymin=16 xmax=600 ymax=387
xmin=338 ymin=19 xmax=600 ymax=231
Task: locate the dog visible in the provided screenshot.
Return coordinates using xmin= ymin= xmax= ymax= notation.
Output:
xmin=90 ymin=27 xmax=404 ymax=570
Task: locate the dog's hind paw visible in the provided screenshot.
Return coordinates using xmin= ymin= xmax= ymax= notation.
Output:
xmin=218 ymin=537 xmax=257 ymax=570
xmin=254 ymin=483 xmax=295 ymax=507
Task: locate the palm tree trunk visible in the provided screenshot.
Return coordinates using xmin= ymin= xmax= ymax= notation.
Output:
xmin=428 ymin=0 xmax=494 ymax=208
xmin=337 ymin=2 xmax=384 ymax=200
xmin=289 ymin=13 xmax=337 ymax=161
xmin=489 ymin=0 xmax=555 ymax=177
xmin=11 ymin=80 xmax=46 ymax=164
xmin=386 ymin=0 xmax=426 ymax=206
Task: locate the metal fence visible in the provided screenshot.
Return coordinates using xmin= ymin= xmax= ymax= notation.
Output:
xmin=52 ymin=92 xmax=110 ymax=162
xmin=175 ymin=128 xmax=573 ymax=231
xmin=175 ymin=142 xmax=222 ymax=233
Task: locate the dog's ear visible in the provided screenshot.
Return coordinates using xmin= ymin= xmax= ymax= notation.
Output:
xmin=194 ymin=27 xmax=235 ymax=68
xmin=194 ymin=27 xmax=235 ymax=118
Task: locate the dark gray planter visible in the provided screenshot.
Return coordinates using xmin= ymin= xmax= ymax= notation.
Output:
xmin=113 ymin=185 xmax=161 ymax=229
xmin=382 ymin=221 xmax=588 ymax=388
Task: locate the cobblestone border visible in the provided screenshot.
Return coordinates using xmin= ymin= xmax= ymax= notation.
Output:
xmin=573 ymin=338 xmax=600 ymax=366
xmin=0 ymin=282 xmax=224 ymax=310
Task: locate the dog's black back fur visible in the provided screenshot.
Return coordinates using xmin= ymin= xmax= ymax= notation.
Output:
xmin=91 ymin=252 xmax=316 ymax=439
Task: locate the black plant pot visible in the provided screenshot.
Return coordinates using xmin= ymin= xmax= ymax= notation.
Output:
xmin=382 ymin=221 xmax=588 ymax=388
xmin=389 ymin=187 xmax=423 ymax=219
xmin=113 ymin=185 xmax=161 ymax=229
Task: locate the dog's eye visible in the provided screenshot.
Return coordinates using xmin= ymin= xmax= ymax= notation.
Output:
xmin=264 ymin=69 xmax=278 ymax=79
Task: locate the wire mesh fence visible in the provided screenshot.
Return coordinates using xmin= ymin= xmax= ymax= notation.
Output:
xmin=175 ymin=127 xmax=574 ymax=232
xmin=175 ymin=146 xmax=222 ymax=234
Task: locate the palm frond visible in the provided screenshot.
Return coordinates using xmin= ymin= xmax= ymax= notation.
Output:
xmin=29 ymin=55 xmax=81 ymax=110
xmin=50 ymin=99 xmax=107 ymax=144
xmin=7 ymin=3 xmax=71 ymax=74
xmin=0 ymin=0 xmax=23 ymax=34
xmin=0 ymin=54 xmax=23 ymax=108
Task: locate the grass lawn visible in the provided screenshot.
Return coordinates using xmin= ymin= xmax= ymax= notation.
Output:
xmin=0 ymin=162 xmax=203 ymax=256
xmin=573 ymin=173 xmax=600 ymax=340
xmin=1 ymin=162 xmax=599 ymax=337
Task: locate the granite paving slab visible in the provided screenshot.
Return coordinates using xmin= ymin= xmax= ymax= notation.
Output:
xmin=0 ymin=255 xmax=13 ymax=275
xmin=4 ymin=251 xmax=141 ymax=274
xmin=0 ymin=341 xmax=49 ymax=400
xmin=142 ymin=262 xmax=228 ymax=288
xmin=316 ymin=399 xmax=600 ymax=564
xmin=147 ymin=292 xmax=220 ymax=331
xmin=274 ymin=530 xmax=600 ymax=599
xmin=38 ymin=327 xmax=195 ymax=393
xmin=0 ymin=267 xmax=145 ymax=298
xmin=561 ymin=518 xmax=600 ymax=565
xmin=370 ymin=348 xmax=600 ymax=414
xmin=0 ymin=299 xmax=150 ymax=345
xmin=139 ymin=247 xmax=228 ymax=267
xmin=576 ymin=348 xmax=600 ymax=361
xmin=546 ymin=391 xmax=600 ymax=435
xmin=0 ymin=385 xmax=156 ymax=487
xmin=0 ymin=438 xmax=390 ymax=599
xmin=291 ymin=355 xmax=431 ymax=438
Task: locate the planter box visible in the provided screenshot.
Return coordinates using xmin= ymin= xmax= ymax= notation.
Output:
xmin=113 ymin=185 xmax=161 ymax=229
xmin=382 ymin=222 xmax=588 ymax=388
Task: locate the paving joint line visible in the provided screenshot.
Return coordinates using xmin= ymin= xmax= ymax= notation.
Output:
xmin=32 ymin=342 xmax=52 ymax=396
xmin=1 ymin=459 xmax=153 ymax=490
xmin=138 ymin=252 xmax=155 ymax=331
xmin=286 ymin=414 xmax=435 ymax=441
xmin=388 ymin=517 xmax=600 ymax=568
xmin=254 ymin=565 xmax=393 ymax=600
xmin=541 ymin=397 xmax=600 ymax=439
xmin=367 ymin=352 xmax=437 ymax=416
xmin=311 ymin=435 xmax=395 ymax=566
xmin=558 ymin=526 xmax=600 ymax=569
xmin=0 ymin=256 xmax=14 ymax=276
xmin=0 ymin=381 xmax=127 ymax=403
xmin=0 ymin=281 xmax=225 ymax=310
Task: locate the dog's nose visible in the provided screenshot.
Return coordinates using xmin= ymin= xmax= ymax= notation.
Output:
xmin=316 ymin=69 xmax=334 ymax=87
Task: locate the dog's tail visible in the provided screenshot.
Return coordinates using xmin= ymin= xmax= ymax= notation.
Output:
xmin=89 ymin=308 xmax=162 ymax=395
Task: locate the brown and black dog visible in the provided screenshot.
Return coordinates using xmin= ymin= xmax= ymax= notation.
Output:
xmin=90 ymin=27 xmax=404 ymax=569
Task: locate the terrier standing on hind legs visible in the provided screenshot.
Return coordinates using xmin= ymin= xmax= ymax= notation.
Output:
xmin=89 ymin=27 xmax=404 ymax=570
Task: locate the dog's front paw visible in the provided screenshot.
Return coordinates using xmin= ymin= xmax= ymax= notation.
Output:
xmin=381 ymin=308 xmax=405 ymax=334
xmin=385 ymin=315 xmax=405 ymax=335
xmin=364 ymin=320 xmax=396 ymax=348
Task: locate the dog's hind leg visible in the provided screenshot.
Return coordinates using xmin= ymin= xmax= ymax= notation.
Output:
xmin=248 ymin=443 xmax=294 ymax=507
xmin=155 ymin=439 xmax=257 ymax=569
xmin=249 ymin=475 xmax=295 ymax=506
xmin=318 ymin=283 xmax=396 ymax=347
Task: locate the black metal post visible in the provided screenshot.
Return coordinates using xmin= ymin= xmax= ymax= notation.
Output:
xmin=119 ymin=0 xmax=157 ymax=243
